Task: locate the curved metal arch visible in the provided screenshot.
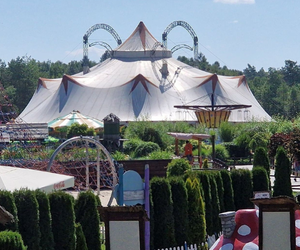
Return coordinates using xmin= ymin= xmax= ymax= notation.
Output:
xmin=83 ymin=23 xmax=122 ymax=74
xmin=162 ymin=21 xmax=198 ymax=59
xmin=47 ymin=136 xmax=117 ymax=195
xmin=89 ymin=41 xmax=113 ymax=57
xmin=171 ymin=44 xmax=193 ymax=54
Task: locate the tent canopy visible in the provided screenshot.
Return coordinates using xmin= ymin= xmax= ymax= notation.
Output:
xmin=167 ymin=132 xmax=210 ymax=141
xmin=19 ymin=22 xmax=271 ymax=124
xmin=48 ymin=110 xmax=103 ymax=130
xmin=0 ymin=165 xmax=74 ymax=193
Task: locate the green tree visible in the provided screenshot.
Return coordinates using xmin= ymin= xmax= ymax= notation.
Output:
xmin=150 ymin=177 xmax=176 ymax=249
xmin=14 ymin=189 xmax=41 ymax=250
xmin=273 ymin=147 xmax=293 ymax=197
xmin=169 ymin=177 xmax=189 ymax=246
xmin=35 ymin=190 xmax=54 ymax=250
xmin=0 ymin=231 xmax=27 ymax=250
xmin=0 ymin=190 xmax=18 ymax=232
xmin=75 ymin=191 xmax=101 ymax=250
xmin=252 ymin=167 xmax=269 ymax=192
xmin=220 ymin=170 xmax=235 ymax=211
xmin=49 ymin=191 xmax=76 ymax=250
xmin=185 ymin=177 xmax=206 ymax=245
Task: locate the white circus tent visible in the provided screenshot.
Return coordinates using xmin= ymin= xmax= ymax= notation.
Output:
xmin=0 ymin=165 xmax=74 ymax=193
xmin=18 ymin=22 xmax=271 ymax=124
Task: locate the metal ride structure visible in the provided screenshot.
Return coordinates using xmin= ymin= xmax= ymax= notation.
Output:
xmin=83 ymin=23 xmax=122 ymax=74
xmin=162 ymin=20 xmax=199 ymax=60
xmin=47 ymin=136 xmax=118 ymax=193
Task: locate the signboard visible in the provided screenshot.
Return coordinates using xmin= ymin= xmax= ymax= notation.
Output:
xmin=254 ymin=191 xmax=271 ymax=199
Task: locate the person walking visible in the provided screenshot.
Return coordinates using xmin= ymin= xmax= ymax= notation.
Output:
xmin=184 ymin=140 xmax=193 ymax=164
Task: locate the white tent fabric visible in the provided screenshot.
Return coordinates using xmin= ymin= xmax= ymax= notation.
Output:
xmin=167 ymin=132 xmax=210 ymax=140
xmin=0 ymin=165 xmax=74 ymax=193
xmin=18 ymin=22 xmax=271 ymax=124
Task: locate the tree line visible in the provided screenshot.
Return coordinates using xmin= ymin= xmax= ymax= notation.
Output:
xmin=0 ymin=53 xmax=300 ymax=120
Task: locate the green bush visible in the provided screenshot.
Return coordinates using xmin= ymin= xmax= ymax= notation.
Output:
xmin=196 ymin=171 xmax=213 ymax=236
xmin=208 ymin=174 xmax=221 ymax=234
xmin=253 ymin=147 xmax=270 ymax=175
xmin=150 ymin=177 xmax=176 ymax=249
xmin=219 ymin=122 xmax=235 ymax=142
xmin=142 ymin=127 xmax=164 ymax=149
xmin=147 ymin=150 xmax=173 ymax=160
xmin=0 ymin=231 xmax=27 ymax=250
xmin=75 ymin=223 xmax=88 ymax=250
xmin=75 ymin=191 xmax=101 ymax=250
xmin=252 ymin=167 xmax=269 ymax=192
xmin=169 ymin=177 xmax=189 ymax=245
xmin=123 ymin=138 xmax=143 ymax=155
xmin=209 ymin=144 xmax=229 ymax=160
xmin=49 ymin=191 xmax=76 ymax=250
xmin=134 ymin=141 xmax=160 ymax=157
xmin=166 ymin=158 xmax=191 ymax=177
xmin=273 ymin=146 xmax=293 ymax=197
xmin=35 ymin=190 xmax=54 ymax=250
xmin=0 ymin=190 xmax=18 ymax=232
xmin=220 ymin=170 xmax=235 ymax=212
xmin=186 ymin=177 xmax=206 ymax=245
xmin=14 ymin=189 xmax=40 ymax=250
xmin=230 ymin=169 xmax=253 ymax=210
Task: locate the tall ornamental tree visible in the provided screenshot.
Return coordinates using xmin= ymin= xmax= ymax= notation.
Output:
xmin=169 ymin=177 xmax=189 ymax=246
xmin=273 ymin=146 xmax=293 ymax=197
xmin=150 ymin=177 xmax=176 ymax=249
xmin=35 ymin=190 xmax=54 ymax=250
xmin=49 ymin=191 xmax=76 ymax=250
xmin=75 ymin=191 xmax=101 ymax=250
xmin=13 ymin=189 xmax=41 ymax=250
xmin=0 ymin=190 xmax=18 ymax=232
xmin=220 ymin=170 xmax=235 ymax=212
xmin=186 ymin=177 xmax=206 ymax=245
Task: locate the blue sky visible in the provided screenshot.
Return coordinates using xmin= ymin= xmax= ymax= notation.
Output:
xmin=0 ymin=0 xmax=299 ymax=71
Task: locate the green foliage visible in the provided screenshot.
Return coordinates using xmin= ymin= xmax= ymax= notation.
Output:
xmin=253 ymin=147 xmax=270 ymax=189
xmin=75 ymin=223 xmax=88 ymax=250
xmin=219 ymin=122 xmax=235 ymax=142
xmin=202 ymin=158 xmax=208 ymax=169
xmin=212 ymin=171 xmax=225 ymax=213
xmin=169 ymin=177 xmax=189 ymax=246
xmin=150 ymin=177 xmax=176 ymax=249
xmin=0 ymin=231 xmax=27 ymax=250
xmin=220 ymin=170 xmax=235 ymax=211
xmin=166 ymin=158 xmax=191 ymax=177
xmin=35 ymin=190 xmax=54 ymax=250
xmin=123 ymin=138 xmax=143 ymax=155
xmin=209 ymin=144 xmax=229 ymax=160
xmin=67 ymin=123 xmax=95 ymax=138
xmin=75 ymin=191 xmax=101 ymax=250
xmin=273 ymin=147 xmax=293 ymax=197
xmin=111 ymin=151 xmax=130 ymax=161
xmin=196 ymin=171 xmax=213 ymax=235
xmin=48 ymin=191 xmax=76 ymax=250
xmin=134 ymin=141 xmax=160 ymax=158
xmin=0 ymin=190 xmax=18 ymax=232
xmin=141 ymin=127 xmax=164 ymax=149
xmin=208 ymin=174 xmax=221 ymax=234
xmin=13 ymin=189 xmax=40 ymax=250
xmin=147 ymin=150 xmax=173 ymax=160
xmin=252 ymin=167 xmax=269 ymax=192
xmin=185 ymin=177 xmax=206 ymax=245
xmin=230 ymin=169 xmax=253 ymax=210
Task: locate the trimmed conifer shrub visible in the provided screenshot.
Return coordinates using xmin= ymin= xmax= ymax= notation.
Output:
xmin=150 ymin=177 xmax=176 ymax=249
xmin=220 ymin=170 xmax=235 ymax=212
xmin=14 ymin=189 xmax=40 ymax=250
xmin=0 ymin=230 xmax=27 ymax=250
xmin=273 ymin=146 xmax=293 ymax=197
xmin=49 ymin=191 xmax=76 ymax=250
xmin=75 ymin=223 xmax=88 ymax=250
xmin=75 ymin=191 xmax=101 ymax=250
xmin=196 ymin=171 xmax=213 ymax=236
xmin=208 ymin=174 xmax=221 ymax=234
xmin=35 ymin=190 xmax=54 ymax=250
xmin=252 ymin=167 xmax=269 ymax=192
xmin=212 ymin=171 xmax=225 ymax=213
xmin=169 ymin=177 xmax=189 ymax=245
xmin=231 ymin=169 xmax=253 ymax=210
xmin=186 ymin=177 xmax=206 ymax=245
xmin=0 ymin=190 xmax=18 ymax=232
xmin=253 ymin=147 xmax=270 ymax=187
xmin=166 ymin=158 xmax=191 ymax=177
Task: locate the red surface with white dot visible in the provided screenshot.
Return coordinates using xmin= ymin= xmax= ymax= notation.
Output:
xmin=210 ymin=209 xmax=300 ymax=250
